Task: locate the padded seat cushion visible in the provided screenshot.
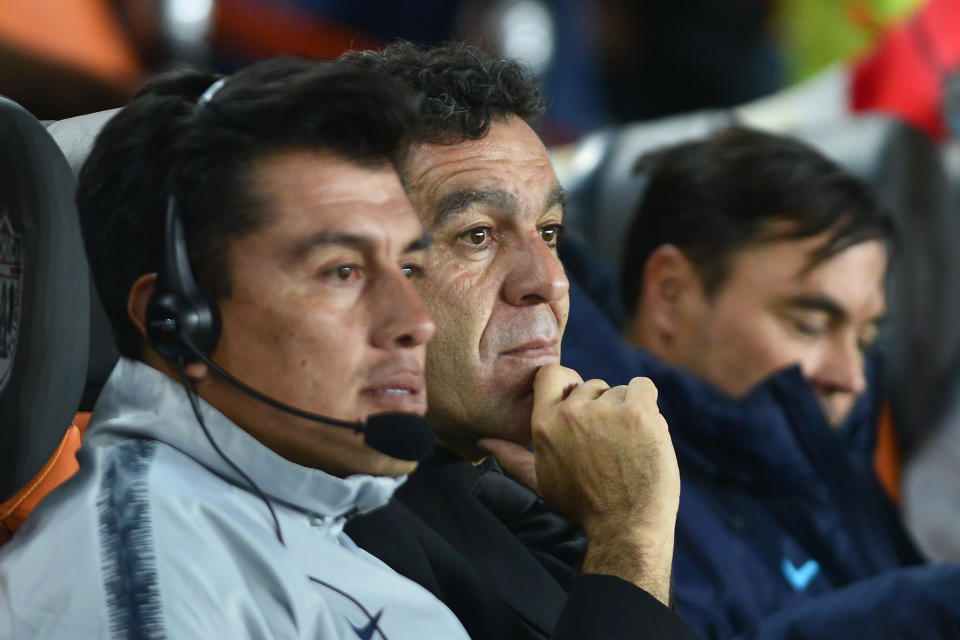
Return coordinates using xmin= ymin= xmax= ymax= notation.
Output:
xmin=0 ymin=97 xmax=89 ymax=501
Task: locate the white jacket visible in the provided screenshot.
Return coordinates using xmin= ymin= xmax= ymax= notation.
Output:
xmin=0 ymin=358 xmax=469 ymax=639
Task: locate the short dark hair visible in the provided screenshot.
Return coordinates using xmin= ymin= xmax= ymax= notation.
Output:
xmin=620 ymin=126 xmax=896 ymax=313
xmin=78 ymin=57 xmax=422 ymax=360
xmin=339 ymin=41 xmax=547 ymax=144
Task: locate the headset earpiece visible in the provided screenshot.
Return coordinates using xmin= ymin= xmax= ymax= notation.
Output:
xmin=148 ymin=196 xmax=433 ymax=462
xmin=145 ymin=195 xmax=221 ymax=363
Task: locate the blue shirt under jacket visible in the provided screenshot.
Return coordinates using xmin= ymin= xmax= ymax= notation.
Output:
xmin=560 ymin=260 xmax=960 ymax=640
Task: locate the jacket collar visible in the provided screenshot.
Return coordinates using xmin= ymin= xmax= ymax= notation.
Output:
xmin=85 ymin=358 xmax=405 ymax=519
xmin=632 ymin=349 xmax=883 ymax=495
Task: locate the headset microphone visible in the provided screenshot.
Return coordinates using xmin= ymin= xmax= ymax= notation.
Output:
xmin=146 ymin=195 xmax=435 ymax=462
xmin=177 ymin=334 xmax=435 ymax=462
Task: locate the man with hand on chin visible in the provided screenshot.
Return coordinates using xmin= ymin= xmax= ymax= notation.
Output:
xmin=343 ymin=42 xmax=695 ymax=640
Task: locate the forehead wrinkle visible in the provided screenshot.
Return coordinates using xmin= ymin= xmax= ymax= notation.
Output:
xmin=433 ymin=188 xmax=519 ymax=226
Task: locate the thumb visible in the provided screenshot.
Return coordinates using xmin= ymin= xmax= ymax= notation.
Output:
xmin=532 ymin=364 xmax=583 ymax=420
xmin=477 ymin=438 xmax=539 ymax=495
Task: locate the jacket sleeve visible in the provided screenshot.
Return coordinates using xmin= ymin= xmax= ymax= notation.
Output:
xmin=552 ymin=574 xmax=700 ymax=640
xmin=473 ymin=454 xmax=699 ymax=639
xmin=734 ymin=564 xmax=960 ymax=640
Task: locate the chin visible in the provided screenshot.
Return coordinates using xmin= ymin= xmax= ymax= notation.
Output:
xmin=816 ymin=397 xmax=855 ymax=430
xmin=481 ymin=400 xmax=534 ymax=447
xmin=492 ymin=362 xmax=550 ymax=399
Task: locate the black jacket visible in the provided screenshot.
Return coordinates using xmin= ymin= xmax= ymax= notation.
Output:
xmin=346 ymin=447 xmax=698 ymax=639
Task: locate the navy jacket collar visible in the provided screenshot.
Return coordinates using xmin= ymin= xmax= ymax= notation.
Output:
xmin=629 ymin=347 xmax=884 ymax=497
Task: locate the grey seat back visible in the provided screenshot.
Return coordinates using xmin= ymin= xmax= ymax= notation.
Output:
xmin=0 ymin=97 xmax=89 ymax=501
xmin=46 ymin=109 xmax=121 ymax=410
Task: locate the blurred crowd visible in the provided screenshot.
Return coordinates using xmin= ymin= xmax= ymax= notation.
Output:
xmin=2 ymin=0 xmax=957 ymax=138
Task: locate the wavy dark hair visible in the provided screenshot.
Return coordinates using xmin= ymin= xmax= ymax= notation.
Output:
xmin=340 ymin=41 xmax=547 ymax=144
xmin=78 ymin=57 xmax=422 ymax=359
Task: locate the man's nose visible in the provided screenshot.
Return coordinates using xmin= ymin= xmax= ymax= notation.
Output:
xmin=501 ymin=233 xmax=569 ymax=306
xmin=372 ymin=271 xmax=436 ymax=349
xmin=808 ymin=338 xmax=867 ymax=396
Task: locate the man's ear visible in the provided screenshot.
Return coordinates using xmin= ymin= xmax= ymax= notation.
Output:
xmin=625 ymin=244 xmax=701 ymax=350
xmin=128 ymin=273 xmax=157 ymax=339
xmin=127 ymin=274 xmax=208 ymax=380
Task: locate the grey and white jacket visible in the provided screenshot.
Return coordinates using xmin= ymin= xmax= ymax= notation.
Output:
xmin=0 ymin=358 xmax=470 ymax=639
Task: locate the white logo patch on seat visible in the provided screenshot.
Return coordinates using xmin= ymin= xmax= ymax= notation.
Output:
xmin=0 ymin=214 xmax=23 ymax=393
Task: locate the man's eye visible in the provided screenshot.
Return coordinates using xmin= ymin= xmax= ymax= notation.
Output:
xmin=331 ymin=265 xmax=357 ymax=282
xmin=461 ymin=227 xmax=490 ymax=247
xmin=540 ymin=224 xmax=564 ymax=246
xmin=789 ymin=316 xmax=826 ymax=337
xmin=401 ymin=264 xmax=423 ymax=278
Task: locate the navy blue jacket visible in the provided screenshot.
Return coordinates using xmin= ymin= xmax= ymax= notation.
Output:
xmin=560 ymin=253 xmax=960 ymax=639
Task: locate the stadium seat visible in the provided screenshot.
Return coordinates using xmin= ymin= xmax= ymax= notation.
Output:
xmin=0 ymin=96 xmax=90 ymax=508
xmin=0 ymin=106 xmax=121 ymax=544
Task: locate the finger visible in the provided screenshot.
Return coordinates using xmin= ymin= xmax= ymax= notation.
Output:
xmin=477 ymin=438 xmax=540 ymax=495
xmin=597 ymin=384 xmax=629 ymax=403
xmin=625 ymin=376 xmax=659 ymax=408
xmin=533 ymin=364 xmax=584 ymax=414
xmin=565 ymin=378 xmax=611 ymax=403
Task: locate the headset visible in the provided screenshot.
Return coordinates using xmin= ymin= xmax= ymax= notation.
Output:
xmin=145 ymin=195 xmax=221 ymax=364
xmin=144 ymin=195 xmax=435 ymax=462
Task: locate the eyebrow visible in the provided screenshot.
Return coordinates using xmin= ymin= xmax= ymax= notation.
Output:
xmin=433 ymin=184 xmax=567 ymax=226
xmin=545 ymin=184 xmax=567 ymax=216
xmin=784 ymin=294 xmax=848 ymax=321
xmin=784 ymin=293 xmax=888 ymax=327
xmin=434 ymin=189 xmax=515 ymax=225
xmin=405 ymin=233 xmax=433 ymax=252
xmin=290 ymin=231 xmax=433 ymax=262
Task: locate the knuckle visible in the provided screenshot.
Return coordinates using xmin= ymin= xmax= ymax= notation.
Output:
xmin=558 ymin=401 xmax=580 ymax=423
xmin=558 ymin=364 xmax=578 ymax=378
xmin=584 ymin=378 xmax=609 ymax=392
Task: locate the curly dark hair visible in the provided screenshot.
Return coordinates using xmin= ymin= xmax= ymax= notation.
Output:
xmin=340 ymin=41 xmax=547 ymax=144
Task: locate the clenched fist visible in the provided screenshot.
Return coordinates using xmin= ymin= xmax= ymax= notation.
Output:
xmin=480 ymin=363 xmax=680 ymax=604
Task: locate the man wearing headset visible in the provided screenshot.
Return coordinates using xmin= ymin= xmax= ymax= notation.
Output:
xmin=0 ymin=58 xmax=473 ymax=638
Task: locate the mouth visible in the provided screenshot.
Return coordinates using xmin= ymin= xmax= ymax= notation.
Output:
xmin=362 ymin=373 xmax=427 ymax=412
xmin=499 ymin=338 xmax=560 ymax=359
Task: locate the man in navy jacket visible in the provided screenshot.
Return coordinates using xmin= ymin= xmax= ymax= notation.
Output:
xmin=563 ymin=127 xmax=960 ymax=638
